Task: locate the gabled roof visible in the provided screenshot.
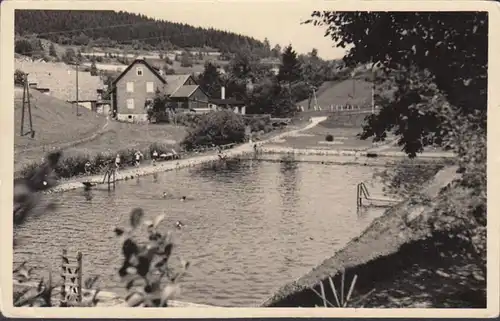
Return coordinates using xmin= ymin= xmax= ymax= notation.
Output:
xmin=164 ymin=74 xmax=192 ymax=95
xmin=170 ymin=85 xmax=200 ymax=98
xmin=112 ymin=59 xmax=166 ymax=85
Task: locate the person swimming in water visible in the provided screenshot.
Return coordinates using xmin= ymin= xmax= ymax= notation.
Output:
xmin=175 ymin=221 xmax=184 ymax=229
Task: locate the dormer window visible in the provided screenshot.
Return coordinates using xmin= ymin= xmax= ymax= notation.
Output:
xmin=136 ymin=67 xmax=143 ymax=76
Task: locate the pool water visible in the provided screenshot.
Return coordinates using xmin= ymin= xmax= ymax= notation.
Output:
xmin=14 ymin=159 xmax=386 ymax=306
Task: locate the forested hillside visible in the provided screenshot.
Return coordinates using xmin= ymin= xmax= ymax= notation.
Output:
xmin=14 ymin=10 xmax=266 ymax=53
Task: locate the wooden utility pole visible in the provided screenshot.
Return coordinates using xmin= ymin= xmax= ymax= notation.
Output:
xmin=370 ymin=60 xmax=376 ymax=114
xmin=75 ymin=62 xmax=80 ymax=116
xmin=20 ymin=73 xmax=34 ymax=138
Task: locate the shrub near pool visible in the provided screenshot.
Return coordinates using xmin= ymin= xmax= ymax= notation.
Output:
xmin=181 ymin=110 xmax=247 ymax=151
xmin=19 ymin=143 xmax=176 ymax=180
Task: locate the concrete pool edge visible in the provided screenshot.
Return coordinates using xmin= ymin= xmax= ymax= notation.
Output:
xmin=259 ymin=165 xmax=461 ymax=307
xmin=43 ymin=117 xmax=328 ymax=194
xmin=45 ymin=146 xmax=454 ymax=195
xmin=258 ymin=145 xmax=456 ymax=159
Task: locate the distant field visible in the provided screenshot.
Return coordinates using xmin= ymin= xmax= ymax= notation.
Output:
xmin=52 ymin=41 xmax=229 ymax=74
xmin=276 ymin=110 xmax=379 ymax=150
xmin=297 ymin=76 xmax=374 ymax=110
xmin=277 ymin=126 xmax=375 ymax=151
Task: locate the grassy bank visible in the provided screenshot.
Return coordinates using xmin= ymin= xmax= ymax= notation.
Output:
xmin=14 ymin=90 xmax=107 ymax=151
xmin=14 ymin=122 xmax=187 ymax=178
xmin=261 ymin=164 xmax=486 ymax=309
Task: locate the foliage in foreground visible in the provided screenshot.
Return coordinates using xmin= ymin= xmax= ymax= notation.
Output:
xmin=14 ymin=152 xmax=189 ymax=307
xmin=114 ymin=208 xmax=189 ymax=307
xmin=181 ymin=110 xmax=247 ymax=150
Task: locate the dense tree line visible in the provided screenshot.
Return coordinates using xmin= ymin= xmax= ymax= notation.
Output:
xmin=15 ymin=10 xmax=267 ymax=54
xmin=195 ymin=44 xmax=331 ymax=117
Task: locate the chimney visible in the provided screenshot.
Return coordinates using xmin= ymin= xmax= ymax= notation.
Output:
xmin=221 ymin=86 xmax=225 ymax=100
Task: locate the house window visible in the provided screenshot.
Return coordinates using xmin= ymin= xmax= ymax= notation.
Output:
xmin=146 ymin=82 xmax=154 ymax=93
xmin=136 ymin=67 xmax=143 ymax=76
xmin=145 ymin=98 xmax=153 ymax=109
xmin=127 ymin=98 xmax=135 ymax=109
xmin=126 ymin=82 xmax=134 ymax=93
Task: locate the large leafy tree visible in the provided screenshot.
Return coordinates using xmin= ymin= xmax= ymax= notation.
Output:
xmin=306 ymin=11 xmax=488 ymax=282
xmin=305 ymin=11 xmax=487 ymax=156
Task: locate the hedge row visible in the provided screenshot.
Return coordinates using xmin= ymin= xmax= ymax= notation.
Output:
xmin=20 ymin=142 xmax=176 ymax=180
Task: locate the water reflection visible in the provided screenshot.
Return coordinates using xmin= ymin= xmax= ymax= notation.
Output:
xmin=14 ymin=160 xmax=386 ymax=307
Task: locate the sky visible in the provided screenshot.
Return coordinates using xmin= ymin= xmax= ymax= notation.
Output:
xmin=129 ymin=2 xmax=349 ymax=60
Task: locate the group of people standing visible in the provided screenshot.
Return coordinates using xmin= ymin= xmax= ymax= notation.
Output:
xmin=83 ymin=150 xmax=160 ymax=175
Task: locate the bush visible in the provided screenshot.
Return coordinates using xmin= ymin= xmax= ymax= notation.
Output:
xmin=325 ymin=134 xmax=334 ymax=142
xmin=181 ymin=110 xmax=246 ymax=150
xmin=14 ymin=69 xmax=26 ymax=86
xmin=19 ymin=143 xmax=176 ymax=180
xmin=245 ymin=115 xmax=272 ymax=133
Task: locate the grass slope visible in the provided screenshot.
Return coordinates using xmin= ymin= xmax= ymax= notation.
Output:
xmin=65 ymin=122 xmax=187 ymax=157
xmin=14 ymin=89 xmax=106 ymax=151
xmin=298 ymin=77 xmax=373 ymax=110
xmin=13 ymin=88 xmax=188 ymax=175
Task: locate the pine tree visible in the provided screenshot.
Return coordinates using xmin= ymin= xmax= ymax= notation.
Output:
xmin=197 ymin=61 xmax=222 ymax=98
xmin=271 ymin=44 xmax=282 ymax=58
xmin=278 ymin=44 xmax=301 ymax=84
xmin=277 ymin=44 xmax=302 ymax=117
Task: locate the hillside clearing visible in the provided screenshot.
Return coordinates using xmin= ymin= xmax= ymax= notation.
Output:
xmin=297 ymin=77 xmax=374 ymax=110
xmin=14 ymin=89 xmax=107 ymax=151
xmin=65 ymin=122 xmax=187 ymax=157
xmin=13 ymin=89 xmax=187 ymax=174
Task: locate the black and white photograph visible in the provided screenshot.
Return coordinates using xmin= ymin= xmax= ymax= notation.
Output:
xmin=1 ymin=0 xmax=498 ymax=318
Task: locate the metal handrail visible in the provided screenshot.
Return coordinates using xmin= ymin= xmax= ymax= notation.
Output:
xmin=356 ymin=182 xmax=401 ymax=213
